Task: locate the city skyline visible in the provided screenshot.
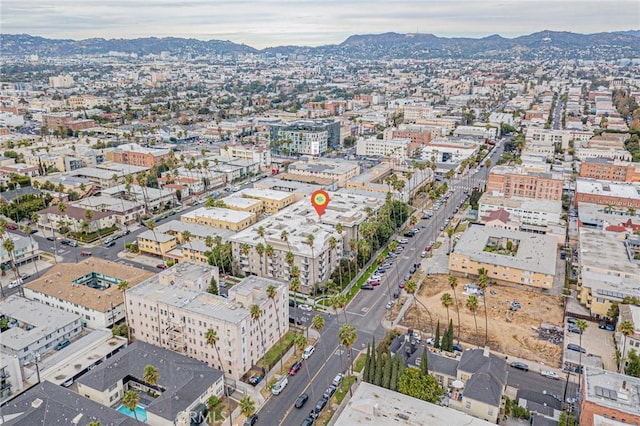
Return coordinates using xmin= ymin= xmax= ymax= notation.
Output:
xmin=2 ymin=0 xmax=638 ymax=49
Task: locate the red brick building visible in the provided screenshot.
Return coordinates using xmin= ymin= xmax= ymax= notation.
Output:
xmin=579 ymin=367 xmax=640 ymax=426
xmin=579 ymin=158 xmax=640 ymax=182
xmin=486 ymin=166 xmax=564 ymax=201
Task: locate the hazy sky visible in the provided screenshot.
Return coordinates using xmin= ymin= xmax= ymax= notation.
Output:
xmin=2 ymin=0 xmax=638 ymax=48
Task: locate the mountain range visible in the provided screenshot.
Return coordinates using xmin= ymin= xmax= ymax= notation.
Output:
xmin=2 ymin=31 xmax=639 ymax=60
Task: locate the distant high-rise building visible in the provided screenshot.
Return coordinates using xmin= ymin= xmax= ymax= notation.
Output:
xmin=269 ymin=119 xmax=340 ymax=155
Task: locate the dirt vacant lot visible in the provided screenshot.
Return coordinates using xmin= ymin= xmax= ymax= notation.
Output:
xmin=398 ymin=274 xmax=565 ymax=366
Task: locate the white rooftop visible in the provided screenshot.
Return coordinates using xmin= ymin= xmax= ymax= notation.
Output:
xmin=576 ymin=179 xmax=640 ymax=199
xmin=183 ymin=206 xmax=255 ymax=224
xmin=236 ymin=187 xmax=293 ymax=201
xmin=583 ymin=366 xmax=640 ymax=417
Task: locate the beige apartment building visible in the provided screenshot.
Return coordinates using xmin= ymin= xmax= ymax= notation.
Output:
xmin=286 ymin=157 xmax=361 ymax=187
xmin=235 ymin=188 xmax=296 ymax=213
xmin=449 ymin=225 xmax=557 ymax=290
xmin=181 ymin=206 xmax=256 ymax=231
xmin=486 ymin=166 xmax=564 ymax=201
xmin=125 ymin=262 xmax=288 ymax=381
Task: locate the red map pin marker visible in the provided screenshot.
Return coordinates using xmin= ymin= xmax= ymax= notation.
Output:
xmin=311 ymin=190 xmax=330 ymax=217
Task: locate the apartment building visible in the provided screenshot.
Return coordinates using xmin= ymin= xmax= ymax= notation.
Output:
xmin=69 ymin=164 xmax=147 ymax=190
xmin=125 ymin=263 xmax=288 ymax=381
xmin=384 ymin=124 xmax=433 ymax=145
xmin=579 ymin=367 xmax=640 ymax=426
xmin=102 ymin=183 xmax=178 ymax=213
xmin=0 ymin=295 xmax=82 ymax=365
xmin=234 ymin=187 xmax=296 ymax=213
xmin=478 ymin=193 xmax=562 ymax=227
xmin=78 ymin=341 xmax=224 ymax=426
xmin=37 ymin=203 xmax=116 ymax=234
xmin=487 ymin=166 xmax=564 ymax=201
xmin=220 ymin=143 xmax=272 ymax=167
xmin=575 ymin=179 xmax=640 ymax=209
xmin=576 ymin=230 xmax=640 ymax=319
xmin=269 ymin=119 xmax=340 ymax=154
xmin=449 ymin=225 xmax=557 ymax=290
xmin=23 ymin=258 xmax=153 ymax=329
xmin=181 ymin=206 xmax=256 ymax=231
xmin=617 ymin=304 xmax=640 ymax=365
xmin=356 ymin=137 xmax=418 ymax=161
xmin=72 ymin=195 xmax=144 ymax=226
xmin=0 ymin=232 xmax=39 ymax=270
xmin=579 ymin=158 xmax=640 ymax=182
xmin=110 ymin=143 xmax=171 ymax=168
xmin=49 ymin=74 xmax=74 ymax=88
xmin=525 ymin=128 xmax=573 ymax=149
xmin=137 ymin=229 xmax=178 ymax=258
xmin=420 ymin=138 xmax=480 ymax=163
xmin=286 ymin=157 xmax=361 ymax=187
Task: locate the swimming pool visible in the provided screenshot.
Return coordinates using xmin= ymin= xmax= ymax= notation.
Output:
xmin=117 ymin=404 xmax=148 ymax=422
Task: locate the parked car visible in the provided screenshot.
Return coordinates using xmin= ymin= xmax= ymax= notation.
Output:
xmin=393 ymin=290 xmax=400 ymax=299
xmin=295 ymin=393 xmax=309 ymax=408
xmin=510 ymin=362 xmax=529 ymax=372
xmin=361 ymin=284 xmax=375 ymax=290
xmin=332 ymin=373 xmax=344 ymax=387
xmin=156 ymin=263 xmax=168 ymax=270
xmin=566 ymin=317 xmax=578 ymax=325
xmin=420 ymin=251 xmax=427 ymax=258
xmin=104 ymin=240 xmax=116 ymax=248
xmin=314 ymin=397 xmax=329 ymax=413
xmin=46 ymin=236 xmax=55 ymax=241
xmin=248 ymin=375 xmax=262 ymax=386
xmin=271 ymin=376 xmax=288 ymax=395
xmin=398 ymin=238 xmax=409 ymax=244
xmin=598 ymin=321 xmax=615 ymax=331
xmin=301 ymin=416 xmax=315 ymax=426
xmin=403 ymin=231 xmax=415 ymax=238
xmin=29 ymin=229 xmax=38 ymax=234
xmin=6 ymin=224 xmax=18 ymax=230
xmin=80 ymin=251 xmax=92 ymax=256
xmin=299 ymin=304 xmax=313 ymax=312
xmin=289 ymin=359 xmax=303 ymax=375
xmin=386 ymin=301 xmax=394 ymax=309
xmin=567 ymin=344 xmax=586 ymax=353
xmin=323 ymin=384 xmax=337 ymax=399
xmin=540 ymin=370 xmax=559 ymax=380
xmin=289 ymin=316 xmax=302 ymax=325
xmin=302 ymin=345 xmax=316 ymax=360
xmin=20 ymin=273 xmax=31 ymax=281
xmin=568 ymin=325 xmax=582 ymax=334
xmin=8 ymin=278 xmax=23 ymax=289
xmin=243 ymin=414 xmax=258 ymax=426
xmin=55 ymin=339 xmax=71 ymax=351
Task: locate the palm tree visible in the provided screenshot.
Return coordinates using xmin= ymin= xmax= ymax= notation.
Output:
xmin=330 ymin=293 xmax=349 ymax=324
xmin=293 ymin=333 xmax=308 ymax=356
xmin=405 ymin=279 xmax=434 ymax=338
xmin=305 ymin=234 xmax=315 ymax=289
xmin=618 ymin=320 xmax=635 ymax=373
xmin=312 ymin=314 xmax=327 ymax=360
xmin=328 ymin=236 xmax=340 ymax=286
xmin=264 ymin=244 xmax=274 ymax=277
xmin=604 ymin=203 xmax=615 ymax=214
xmin=338 ymin=323 xmax=358 ymax=397
xmin=441 ymin=293 xmax=453 ymax=324
xmin=143 ymin=364 xmax=160 ymax=388
xmin=84 ymin=209 xmax=94 ymax=234
xmin=266 ymin=284 xmax=284 ymax=372
xmin=238 ymin=395 xmax=256 ymax=419
xmin=576 ymin=319 xmax=588 ymax=375
xmin=206 ymin=328 xmax=232 ymax=426
xmin=239 ymin=243 xmax=250 ymax=275
xmin=477 ymin=269 xmax=490 ymax=346
xmin=182 ymin=230 xmax=194 ymax=259
xmin=2 ymin=238 xmax=21 ymax=283
xmin=255 ymin=243 xmax=265 ymax=275
xmin=122 ymin=390 xmax=140 ymax=422
xmin=466 ymin=295 xmax=480 ymax=347
xmin=250 ymin=304 xmax=265 ymax=355
xmin=448 ymin=275 xmax=462 ymax=344
xmin=290 ymin=276 xmax=300 ymax=306
xmin=146 ymin=220 xmax=165 ymax=264
xmin=280 ymin=229 xmax=290 ymax=251
xmin=205 ymin=235 xmax=217 ymax=268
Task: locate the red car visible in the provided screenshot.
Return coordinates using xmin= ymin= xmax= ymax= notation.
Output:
xmin=398 ymin=282 xmax=405 ymax=289
xmin=80 ymin=251 xmax=92 ymax=256
xmin=367 ymin=279 xmax=381 ymax=286
xmin=156 ymin=263 xmax=168 ymax=270
xmin=7 ymin=224 xmax=18 ymax=230
xmin=289 ymin=359 xmax=303 ymax=375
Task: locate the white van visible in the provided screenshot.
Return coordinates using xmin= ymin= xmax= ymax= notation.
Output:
xmin=271 ymin=376 xmax=288 ymax=395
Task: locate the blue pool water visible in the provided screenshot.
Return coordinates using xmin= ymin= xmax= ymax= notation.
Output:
xmin=117 ymin=404 xmax=148 ymax=422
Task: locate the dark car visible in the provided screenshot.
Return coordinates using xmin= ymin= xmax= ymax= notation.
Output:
xmin=567 ymin=317 xmax=578 ymax=325
xmin=104 ymin=240 xmax=116 ymax=247
xmin=599 ymin=321 xmax=615 ymax=331
xmin=301 ymin=416 xmax=315 ymax=426
xmin=568 ymin=325 xmax=582 ymax=334
xmin=289 ymin=359 xmax=303 ymax=375
xmin=295 ymin=393 xmax=309 ymax=408
xmin=243 ymin=414 xmax=258 ymax=426
xmin=361 ymin=284 xmax=375 ymax=290
xmin=248 ymin=375 xmax=262 ymax=386
xmin=289 ymin=316 xmax=302 ymax=325
xmin=157 ymin=263 xmax=168 ymax=270
xmin=393 ymin=290 xmax=400 ymax=299
xmin=315 ymin=397 xmax=329 ymax=413
xmin=403 ymin=231 xmax=415 ymax=238
xmin=452 ymin=343 xmax=463 ymax=352
xmin=289 ymin=300 xmax=296 ymax=307
xmin=510 ymin=362 xmax=529 ymax=371
xmin=567 ymin=344 xmax=586 ymax=353
xmin=46 ymin=236 xmax=55 ymax=241
xmin=29 ymin=229 xmax=38 ymax=234
xmin=323 ymin=384 xmax=337 ymax=399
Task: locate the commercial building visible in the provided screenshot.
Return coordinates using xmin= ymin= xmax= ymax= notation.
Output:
xmin=576 ymin=230 xmax=640 ymax=318
xmin=449 ymin=225 xmax=557 ymax=290
xmin=525 ymin=128 xmax=573 ymax=150
xmin=487 ymin=166 xmax=564 ymax=201
xmin=181 ymin=206 xmax=256 ymax=231
xmin=420 ymin=138 xmax=481 ymax=163
xmin=0 ymin=295 xmax=82 ymax=366
xmin=78 ymin=341 xmax=224 ymax=426
xmin=384 ymin=124 xmax=433 ymax=145
xmin=219 ymin=143 xmax=272 ymax=167
xmin=478 ymin=193 xmax=562 ymax=227
xmin=579 ymin=158 xmax=640 ymax=182
xmin=286 ymin=157 xmax=361 ymax=187
xmin=23 ymin=258 xmax=154 ymax=329
xmin=575 ymin=179 xmax=640 ymax=209
xmin=579 ymin=367 xmax=640 ymax=426
xmin=125 ymin=263 xmax=288 ymax=381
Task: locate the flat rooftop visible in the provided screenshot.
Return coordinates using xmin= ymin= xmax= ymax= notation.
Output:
xmin=288 ymin=158 xmax=360 ymax=175
xmin=579 ymin=229 xmax=640 ymax=278
xmin=182 ymin=206 xmax=255 ymax=223
xmin=453 ymin=224 xmax=557 ymax=275
xmin=576 ymin=179 xmax=640 ymax=199
xmin=156 ymin=220 xmax=234 ymax=240
xmin=334 ymin=382 xmax=493 ymax=426
xmin=480 ymin=193 xmax=562 ymax=215
xmin=583 ymin=367 xmax=640 ymax=417
xmin=0 ymin=296 xmax=81 ymax=351
xmin=24 ymin=258 xmax=154 ymax=312
xmin=236 ymin=187 xmax=293 ymax=201
xmin=253 ymin=176 xmax=323 ymax=196
xmin=221 ymin=196 xmax=262 ymax=209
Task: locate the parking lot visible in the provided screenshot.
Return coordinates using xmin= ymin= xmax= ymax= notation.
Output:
xmin=563 ymin=319 xmax=617 ymax=371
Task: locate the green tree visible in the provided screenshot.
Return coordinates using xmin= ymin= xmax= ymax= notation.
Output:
xmin=420 ymin=347 xmax=429 ymax=376
xmin=576 ymin=319 xmax=588 ymax=375
xmin=434 ymin=321 xmax=441 ymax=349
xmin=250 ymin=304 xmax=265 ymax=354
xmin=374 ymin=349 xmax=385 ymax=386
xmin=448 ymin=274 xmax=462 ymax=343
xmin=207 ymin=277 xmax=218 ymax=295
xmin=382 ymin=350 xmax=392 ymax=389
xmin=293 ymin=332 xmax=308 ymax=356
xmin=441 ymin=292 xmax=453 ymax=324
xmin=338 ymin=322 xmax=358 ymax=396
xmin=143 ymin=364 xmax=160 ymax=387
xmin=625 ymin=349 xmax=640 ymax=377
xmin=398 ymin=367 xmax=444 ymax=403
xmin=205 ymin=328 xmax=232 ymax=426
xmin=466 ymin=295 xmax=480 ymax=347
xmin=122 ymin=390 xmax=140 ymax=422
xmin=619 ymin=320 xmax=635 ymax=373
xmin=312 ymin=314 xmax=327 ymax=361
xmin=477 ymin=269 xmax=490 ymax=346
xmin=363 ymin=343 xmax=372 ymax=383
xmin=239 ymin=395 xmax=256 ymax=418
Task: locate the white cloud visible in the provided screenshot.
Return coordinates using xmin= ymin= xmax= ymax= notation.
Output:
xmin=1 ymin=0 xmax=638 ymax=48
